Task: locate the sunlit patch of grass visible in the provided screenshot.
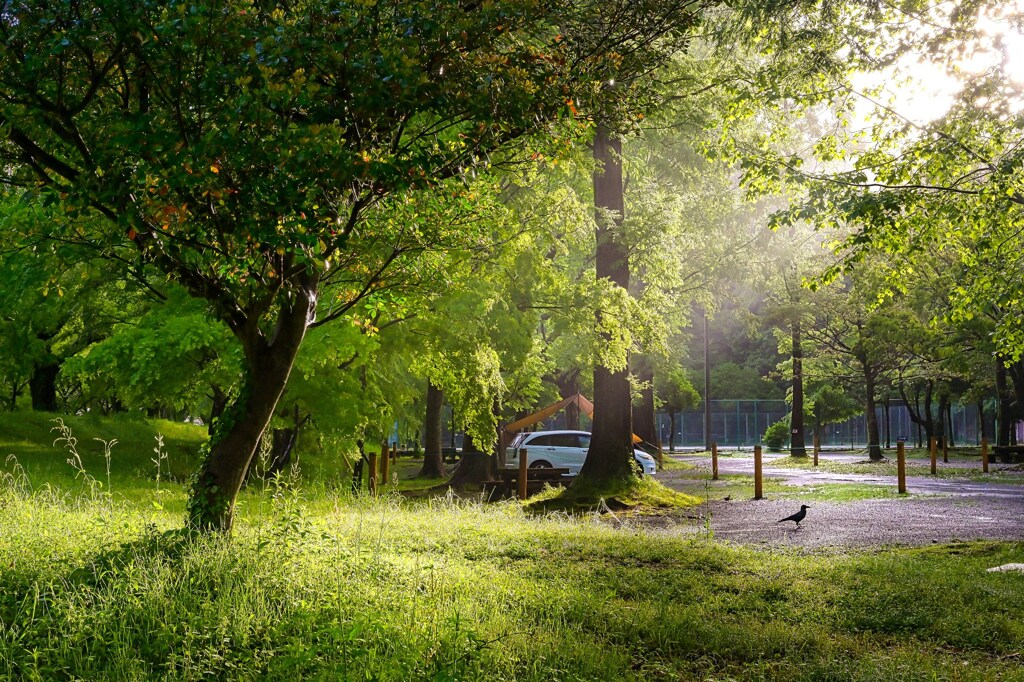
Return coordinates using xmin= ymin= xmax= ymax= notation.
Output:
xmin=1 ymin=483 xmax=1023 ymax=681
xmin=525 ymin=473 xmax=701 ymax=513
xmin=3 ymin=415 xmax=1024 ymax=679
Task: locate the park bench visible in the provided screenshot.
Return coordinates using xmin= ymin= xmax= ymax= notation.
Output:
xmin=483 ymin=467 xmax=573 ymax=498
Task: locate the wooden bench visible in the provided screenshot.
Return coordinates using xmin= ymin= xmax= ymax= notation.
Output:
xmin=482 ymin=467 xmax=573 ymax=498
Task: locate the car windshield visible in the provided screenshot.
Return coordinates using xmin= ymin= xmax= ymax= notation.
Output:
xmin=508 ymin=433 xmax=526 ymax=450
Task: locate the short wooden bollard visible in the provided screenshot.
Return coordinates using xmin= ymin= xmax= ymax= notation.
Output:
xmin=368 ymin=451 xmax=378 ymax=495
xmin=517 ymin=447 xmax=529 ymax=500
xmin=754 ymin=445 xmax=763 ymax=500
xmin=380 ymin=440 xmax=391 ymax=487
xmin=813 ymin=434 xmax=820 ymax=467
xmin=897 ymin=441 xmax=907 ymax=494
xmin=929 ymin=437 xmax=937 ymax=476
xmin=711 ymin=442 xmax=719 ymax=480
xmin=981 ymin=436 xmax=989 ymax=473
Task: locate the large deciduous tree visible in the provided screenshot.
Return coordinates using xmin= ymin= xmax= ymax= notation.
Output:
xmin=0 ymin=0 xmax=699 ymax=530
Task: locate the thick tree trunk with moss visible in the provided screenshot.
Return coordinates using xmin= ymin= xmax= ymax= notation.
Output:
xmin=419 ymin=381 xmax=445 ymax=478
xmin=187 ymin=279 xmax=317 ymax=531
xmin=578 ymin=124 xmax=635 ymax=485
xmin=446 ymin=434 xmax=495 ymax=488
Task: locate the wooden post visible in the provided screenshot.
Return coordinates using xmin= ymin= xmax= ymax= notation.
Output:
xmin=813 ymin=433 xmax=820 ymax=467
xmin=381 ymin=440 xmax=391 ymax=486
xmin=753 ymin=445 xmax=763 ymax=500
xmin=368 ymin=450 xmax=378 ymax=495
xmin=897 ymin=441 xmax=907 ymax=494
xmin=517 ymin=447 xmax=529 ymax=501
xmin=711 ymin=442 xmax=719 ymax=480
xmin=981 ymin=436 xmax=989 ymax=473
xmin=929 ymin=436 xmax=937 ymax=475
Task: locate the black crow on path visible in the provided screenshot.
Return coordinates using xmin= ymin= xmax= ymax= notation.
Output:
xmin=778 ymin=504 xmax=809 ymax=527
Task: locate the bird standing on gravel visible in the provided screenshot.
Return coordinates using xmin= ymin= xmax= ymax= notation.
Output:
xmin=777 ymin=504 xmax=810 ymax=527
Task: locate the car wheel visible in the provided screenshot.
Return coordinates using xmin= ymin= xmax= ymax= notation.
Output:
xmin=530 ymin=460 xmax=553 ymax=469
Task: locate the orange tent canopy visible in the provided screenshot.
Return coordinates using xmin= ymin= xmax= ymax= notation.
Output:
xmin=503 ymin=393 xmax=641 ymax=443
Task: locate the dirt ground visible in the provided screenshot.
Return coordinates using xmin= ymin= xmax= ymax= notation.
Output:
xmin=640 ymin=453 xmax=1024 ymax=549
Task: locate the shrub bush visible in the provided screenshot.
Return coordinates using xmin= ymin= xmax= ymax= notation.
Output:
xmin=763 ymin=417 xmax=790 ymax=452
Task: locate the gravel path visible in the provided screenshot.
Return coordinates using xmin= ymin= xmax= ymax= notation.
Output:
xmin=640 ymin=497 xmax=1024 ymax=549
xmin=643 ymin=453 xmax=1024 ymax=548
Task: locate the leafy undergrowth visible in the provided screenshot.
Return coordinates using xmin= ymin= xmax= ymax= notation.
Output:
xmin=526 ymin=473 xmax=702 ymax=514
xmin=1 ymin=484 xmax=1023 ymax=681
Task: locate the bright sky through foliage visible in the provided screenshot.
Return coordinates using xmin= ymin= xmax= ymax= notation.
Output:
xmin=854 ymin=1 xmax=1024 ymax=125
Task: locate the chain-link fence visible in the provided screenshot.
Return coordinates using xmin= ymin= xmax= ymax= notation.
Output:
xmin=657 ymin=400 xmax=988 ymax=450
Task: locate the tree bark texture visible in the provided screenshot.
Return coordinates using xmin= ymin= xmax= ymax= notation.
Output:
xmin=30 ymin=358 xmax=60 ymax=412
xmin=864 ymin=364 xmax=882 ymax=460
xmin=936 ymin=394 xmax=948 ymax=450
xmin=578 ymin=124 xmax=634 ymax=484
xmin=996 ymin=360 xmax=1013 ymax=447
xmin=554 ymin=370 xmax=581 ymax=431
xmin=632 ymin=355 xmax=658 ymax=453
xmin=446 ymin=434 xmax=496 ymax=488
xmin=419 ymin=381 xmax=446 ymax=478
xmin=789 ymin=319 xmax=807 ymax=457
xmin=187 ymin=278 xmax=318 ymax=531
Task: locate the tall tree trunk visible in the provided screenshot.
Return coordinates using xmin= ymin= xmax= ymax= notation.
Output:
xmin=29 ymin=358 xmax=60 ymax=412
xmin=208 ymin=385 xmax=229 ymax=436
xmin=260 ymin=404 xmax=309 ymax=481
xmin=419 ymin=381 xmax=446 ymax=478
xmin=668 ymin=411 xmax=677 ymax=453
xmin=554 ymin=370 xmax=581 ymax=430
xmin=187 ymin=278 xmax=317 ymax=531
xmin=977 ymin=398 xmax=985 ymax=444
xmin=446 ymin=434 xmax=496 ymax=488
xmin=578 ymin=123 xmax=634 ymax=484
xmin=945 ymin=401 xmax=955 ymax=447
xmin=352 ymin=440 xmax=367 ymax=494
xmin=884 ymin=396 xmax=891 ymax=449
xmin=632 ymin=355 xmax=658 ymax=453
xmin=790 ymin=318 xmax=807 ymax=457
xmin=923 ymin=382 xmax=935 ymax=445
xmin=864 ymin=364 xmax=882 ymax=460
xmin=996 ymin=360 xmax=1013 ymax=447
xmin=935 ymin=393 xmax=948 ymax=450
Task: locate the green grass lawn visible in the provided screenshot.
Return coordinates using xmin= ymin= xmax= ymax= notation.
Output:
xmin=2 ymin=414 xmax=1024 ymax=680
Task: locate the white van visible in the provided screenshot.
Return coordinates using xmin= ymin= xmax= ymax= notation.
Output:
xmin=505 ymin=430 xmax=657 ymax=476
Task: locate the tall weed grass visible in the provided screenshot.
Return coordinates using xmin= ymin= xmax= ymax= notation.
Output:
xmin=1 ymin=419 xmax=1023 ymax=680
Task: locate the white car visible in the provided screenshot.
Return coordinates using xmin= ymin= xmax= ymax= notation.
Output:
xmin=505 ymin=430 xmax=657 ymax=476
